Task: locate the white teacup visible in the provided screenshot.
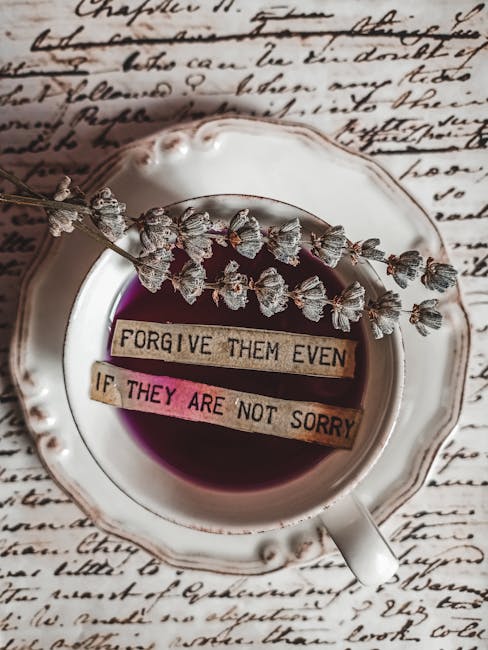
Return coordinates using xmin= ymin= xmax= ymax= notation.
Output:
xmin=65 ymin=195 xmax=404 ymax=585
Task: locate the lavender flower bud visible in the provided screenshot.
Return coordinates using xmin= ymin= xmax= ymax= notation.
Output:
xmin=367 ymin=290 xmax=401 ymax=339
xmin=213 ymin=260 xmax=248 ymax=310
xmin=53 ymin=176 xmax=72 ymax=202
xmin=90 ymin=187 xmax=127 ymax=242
xmin=211 ymin=219 xmax=228 ymax=247
xmin=177 ymin=207 xmax=213 ymax=263
xmin=267 ymin=218 xmax=301 ymax=266
xmin=350 ymin=238 xmax=385 ymax=264
xmin=172 ymin=260 xmax=206 ymax=305
xmin=253 ymin=267 xmax=289 ymax=317
xmin=409 ymin=299 xmax=442 ymax=336
xmin=292 ymin=276 xmax=328 ymax=322
xmin=331 ymin=281 xmax=365 ymax=332
xmin=421 ymin=257 xmax=457 ymax=293
xmin=48 ymin=208 xmax=79 ymax=237
xmin=135 ymin=249 xmax=173 ymax=293
xmin=140 ymin=207 xmax=177 ymax=253
xmin=228 ymin=209 xmax=263 ymax=259
xmin=48 ymin=176 xmax=80 ymax=237
xmin=386 ymin=250 xmax=422 ymax=289
xmin=311 ymin=225 xmax=346 ymax=268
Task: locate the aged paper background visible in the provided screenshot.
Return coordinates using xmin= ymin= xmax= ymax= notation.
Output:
xmin=0 ymin=1 xmax=487 ymax=647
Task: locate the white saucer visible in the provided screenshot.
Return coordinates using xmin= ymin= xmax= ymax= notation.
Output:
xmin=11 ymin=116 xmax=470 ymax=574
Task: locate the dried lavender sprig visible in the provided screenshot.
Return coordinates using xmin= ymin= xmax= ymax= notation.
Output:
xmin=0 ymin=167 xmax=457 ymax=294
xmin=136 ymin=205 xmax=455 ymax=293
xmin=0 ymin=177 xmax=425 ymax=337
xmin=137 ymin=204 xmax=455 ymax=293
xmin=0 ymin=174 xmax=166 ymax=275
xmin=0 ymin=168 xmax=454 ymax=336
xmin=139 ymin=257 xmax=438 ymax=338
xmin=0 ymin=172 xmax=215 ymax=301
xmin=0 ymin=191 xmax=141 ymax=267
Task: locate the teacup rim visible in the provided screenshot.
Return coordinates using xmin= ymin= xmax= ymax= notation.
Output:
xmin=63 ymin=193 xmax=405 ymax=534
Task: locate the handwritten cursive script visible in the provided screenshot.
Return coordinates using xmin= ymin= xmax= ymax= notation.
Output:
xmin=0 ymin=0 xmax=486 ymax=647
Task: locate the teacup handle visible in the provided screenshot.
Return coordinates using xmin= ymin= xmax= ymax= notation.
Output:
xmin=320 ymin=493 xmax=398 ymax=586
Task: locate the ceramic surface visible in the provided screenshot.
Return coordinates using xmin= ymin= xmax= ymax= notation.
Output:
xmin=64 ymin=194 xmax=403 ymax=535
xmin=11 ymin=116 xmax=470 ymax=574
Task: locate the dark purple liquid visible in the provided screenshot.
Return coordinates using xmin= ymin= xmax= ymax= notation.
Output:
xmin=107 ymin=246 xmax=367 ymax=491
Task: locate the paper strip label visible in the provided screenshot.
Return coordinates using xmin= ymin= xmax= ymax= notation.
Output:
xmin=90 ymin=361 xmax=362 ymax=449
xmin=111 ymin=319 xmax=357 ymax=379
